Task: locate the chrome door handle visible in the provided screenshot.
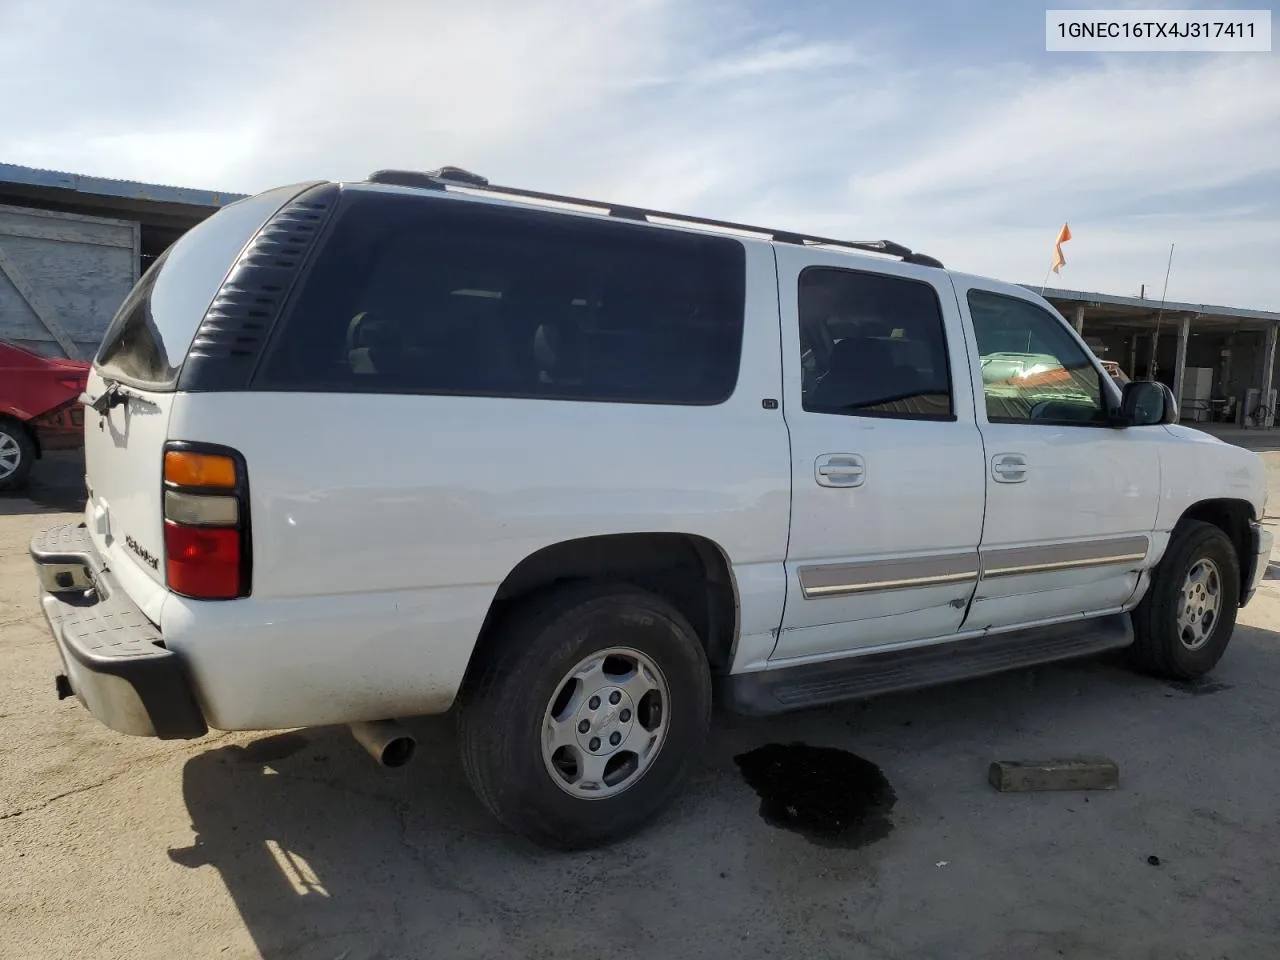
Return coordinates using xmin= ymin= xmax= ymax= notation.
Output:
xmin=816 ymin=454 xmax=866 ymax=488
xmin=991 ymin=453 xmax=1027 ymax=483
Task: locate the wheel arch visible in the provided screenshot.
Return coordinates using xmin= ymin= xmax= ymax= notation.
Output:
xmin=1176 ymin=498 xmax=1255 ymax=604
xmin=467 ymin=532 xmax=739 ymax=686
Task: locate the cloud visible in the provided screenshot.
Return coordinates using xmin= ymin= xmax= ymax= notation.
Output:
xmin=849 ymin=56 xmax=1280 ymax=208
xmin=0 ymin=0 xmax=1275 ymax=309
xmin=691 ymin=35 xmax=864 ymax=83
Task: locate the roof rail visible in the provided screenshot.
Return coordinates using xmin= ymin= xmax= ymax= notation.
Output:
xmin=363 ymin=167 xmax=945 ymax=269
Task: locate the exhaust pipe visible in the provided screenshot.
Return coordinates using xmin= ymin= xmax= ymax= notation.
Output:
xmin=350 ymin=720 xmax=416 ymax=768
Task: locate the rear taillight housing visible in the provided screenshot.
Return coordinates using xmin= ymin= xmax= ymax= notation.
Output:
xmin=162 ymin=444 xmax=250 ymax=600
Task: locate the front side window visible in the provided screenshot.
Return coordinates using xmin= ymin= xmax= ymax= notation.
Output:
xmin=798 ymin=266 xmax=953 ymax=420
xmin=256 ymin=192 xmax=747 ymax=405
xmin=967 ymin=289 xmax=1105 ymax=424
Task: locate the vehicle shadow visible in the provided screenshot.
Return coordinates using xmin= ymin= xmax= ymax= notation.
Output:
xmin=166 ymin=630 xmax=1280 ymax=960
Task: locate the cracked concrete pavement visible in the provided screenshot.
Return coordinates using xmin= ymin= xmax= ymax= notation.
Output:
xmin=2 ymin=447 xmax=1280 ymax=959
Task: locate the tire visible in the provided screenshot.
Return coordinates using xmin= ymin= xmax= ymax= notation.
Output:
xmin=457 ymin=582 xmax=712 ymax=850
xmin=0 ymin=418 xmax=35 ymax=492
xmin=1130 ymin=520 xmax=1240 ymax=680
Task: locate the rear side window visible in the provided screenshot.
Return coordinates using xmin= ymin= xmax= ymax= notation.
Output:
xmin=798 ymin=266 xmax=953 ymax=420
xmin=255 ymin=191 xmax=747 ymax=405
xmin=95 ymin=185 xmax=310 ymax=389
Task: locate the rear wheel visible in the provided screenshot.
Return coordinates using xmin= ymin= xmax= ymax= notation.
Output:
xmin=0 ymin=418 xmax=35 ymax=492
xmin=458 ymin=582 xmax=712 ymax=850
xmin=1130 ymin=520 xmax=1240 ymax=680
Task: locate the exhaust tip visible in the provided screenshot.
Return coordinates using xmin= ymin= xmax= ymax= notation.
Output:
xmin=350 ymin=720 xmax=416 ymax=768
xmin=380 ymin=736 xmax=416 ymax=768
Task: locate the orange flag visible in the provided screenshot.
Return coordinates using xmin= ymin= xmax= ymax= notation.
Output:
xmin=1051 ymin=223 xmax=1072 ymax=274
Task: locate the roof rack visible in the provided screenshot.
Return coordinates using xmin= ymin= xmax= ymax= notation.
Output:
xmin=364 ymin=167 xmax=945 ymax=269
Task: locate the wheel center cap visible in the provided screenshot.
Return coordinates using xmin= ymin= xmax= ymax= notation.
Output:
xmin=574 ymin=686 xmax=636 ymax=755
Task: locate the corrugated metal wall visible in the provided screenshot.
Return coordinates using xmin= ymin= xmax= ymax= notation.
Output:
xmin=0 ymin=203 xmax=139 ymax=360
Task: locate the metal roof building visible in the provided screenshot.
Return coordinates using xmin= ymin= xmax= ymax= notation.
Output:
xmin=1030 ymin=284 xmax=1280 ymax=425
xmin=0 ymin=163 xmax=243 ymax=359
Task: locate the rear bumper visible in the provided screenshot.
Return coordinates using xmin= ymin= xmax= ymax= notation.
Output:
xmin=29 ymin=523 xmax=207 ymax=739
xmin=1242 ymin=520 xmax=1273 ymax=607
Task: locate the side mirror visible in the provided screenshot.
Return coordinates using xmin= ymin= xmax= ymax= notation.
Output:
xmin=1116 ymin=380 xmax=1177 ymax=427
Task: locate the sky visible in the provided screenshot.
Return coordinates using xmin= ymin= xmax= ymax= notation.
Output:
xmin=1 ymin=0 xmax=1277 ymax=310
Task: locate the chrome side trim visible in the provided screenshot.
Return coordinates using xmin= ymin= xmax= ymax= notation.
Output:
xmin=798 ymin=552 xmax=979 ymax=600
xmin=980 ymin=536 xmax=1149 ymax=580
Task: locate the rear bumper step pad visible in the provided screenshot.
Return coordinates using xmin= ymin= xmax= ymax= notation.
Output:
xmin=30 ymin=523 xmax=207 ymax=739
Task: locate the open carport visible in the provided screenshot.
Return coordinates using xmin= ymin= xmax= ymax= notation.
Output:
xmin=1037 ymin=285 xmax=1280 ymax=427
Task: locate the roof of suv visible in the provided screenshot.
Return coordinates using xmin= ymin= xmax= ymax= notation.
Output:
xmin=340 ymin=167 xmax=946 ymax=271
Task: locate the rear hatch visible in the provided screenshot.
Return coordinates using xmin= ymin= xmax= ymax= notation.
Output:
xmin=83 ymin=184 xmax=314 ymax=623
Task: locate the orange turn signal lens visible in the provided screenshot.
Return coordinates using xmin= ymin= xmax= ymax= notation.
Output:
xmin=164 ymin=451 xmax=237 ymax=488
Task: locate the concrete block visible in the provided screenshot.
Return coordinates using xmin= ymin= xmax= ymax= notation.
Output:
xmin=988 ymin=758 xmax=1119 ymax=793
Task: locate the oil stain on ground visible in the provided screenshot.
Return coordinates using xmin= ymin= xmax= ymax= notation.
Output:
xmin=734 ymin=742 xmax=896 ymax=849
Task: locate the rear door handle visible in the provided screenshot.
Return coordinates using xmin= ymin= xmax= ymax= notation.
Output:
xmin=815 ymin=453 xmax=866 ymax=488
xmin=991 ymin=453 xmax=1028 ymax=483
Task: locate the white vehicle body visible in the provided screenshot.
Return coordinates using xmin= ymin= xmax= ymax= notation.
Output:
xmin=31 ymin=169 xmax=1272 ymax=845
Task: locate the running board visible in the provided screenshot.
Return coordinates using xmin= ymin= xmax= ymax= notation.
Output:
xmin=719 ymin=614 xmax=1133 ymax=716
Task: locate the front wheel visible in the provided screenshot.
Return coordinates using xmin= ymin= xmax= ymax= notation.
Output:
xmin=1130 ymin=520 xmax=1240 ymax=680
xmin=457 ymin=582 xmax=712 ymax=850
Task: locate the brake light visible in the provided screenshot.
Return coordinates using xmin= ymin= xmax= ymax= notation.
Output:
xmin=162 ymin=445 xmax=249 ymax=600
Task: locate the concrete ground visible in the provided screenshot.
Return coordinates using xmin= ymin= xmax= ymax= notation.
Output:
xmin=3 ymin=447 xmax=1280 ymax=960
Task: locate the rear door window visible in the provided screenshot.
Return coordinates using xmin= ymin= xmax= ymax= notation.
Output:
xmin=94 ymin=185 xmax=310 ymax=389
xmin=798 ymin=266 xmax=954 ymax=419
xmin=254 ymin=191 xmax=747 ymax=405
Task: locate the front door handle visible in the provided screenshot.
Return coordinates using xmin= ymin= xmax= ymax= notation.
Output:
xmin=991 ymin=453 xmax=1028 ymax=483
xmin=816 ymin=453 xmax=866 ymax=488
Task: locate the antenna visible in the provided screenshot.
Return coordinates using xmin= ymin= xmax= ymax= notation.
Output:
xmin=1147 ymin=244 xmax=1176 ymax=380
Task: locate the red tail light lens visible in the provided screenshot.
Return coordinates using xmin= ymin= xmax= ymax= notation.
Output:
xmin=162 ymin=443 xmax=250 ymax=600
xmin=164 ymin=522 xmax=241 ymax=599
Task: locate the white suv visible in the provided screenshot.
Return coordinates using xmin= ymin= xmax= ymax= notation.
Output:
xmin=31 ymin=167 xmax=1272 ymax=849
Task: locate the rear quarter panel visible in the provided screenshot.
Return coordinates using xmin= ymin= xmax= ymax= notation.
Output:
xmin=160 ymin=241 xmax=792 ymax=730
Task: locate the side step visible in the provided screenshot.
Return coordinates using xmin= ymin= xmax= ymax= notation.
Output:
xmin=719 ymin=614 xmax=1133 ymax=716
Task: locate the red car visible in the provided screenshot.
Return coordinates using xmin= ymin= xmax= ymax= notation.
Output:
xmin=0 ymin=340 xmax=90 ymax=490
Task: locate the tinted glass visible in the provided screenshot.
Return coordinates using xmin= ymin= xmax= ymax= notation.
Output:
xmin=255 ymin=191 xmax=746 ymax=405
xmin=967 ymin=289 xmax=1104 ymax=424
xmin=799 ymin=267 xmax=953 ymax=419
xmin=95 ymin=184 xmax=308 ymax=388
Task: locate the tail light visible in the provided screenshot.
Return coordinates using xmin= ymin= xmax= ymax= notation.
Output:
xmin=162 ymin=444 xmax=251 ymax=599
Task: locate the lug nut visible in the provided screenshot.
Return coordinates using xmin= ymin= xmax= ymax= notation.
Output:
xmin=619 ymin=709 xmax=631 ymax=723
xmin=578 ymin=719 xmax=590 ymax=734
xmin=588 ymin=696 xmax=601 ymax=710
xmin=609 ymin=732 xmax=621 ymax=746
xmin=609 ymin=690 xmax=622 ymax=705
xmin=589 ymin=737 xmax=601 ymax=752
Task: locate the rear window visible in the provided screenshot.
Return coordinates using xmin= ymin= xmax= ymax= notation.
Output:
xmin=254 ymin=191 xmax=747 ymax=405
xmin=94 ymin=185 xmax=310 ymax=388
